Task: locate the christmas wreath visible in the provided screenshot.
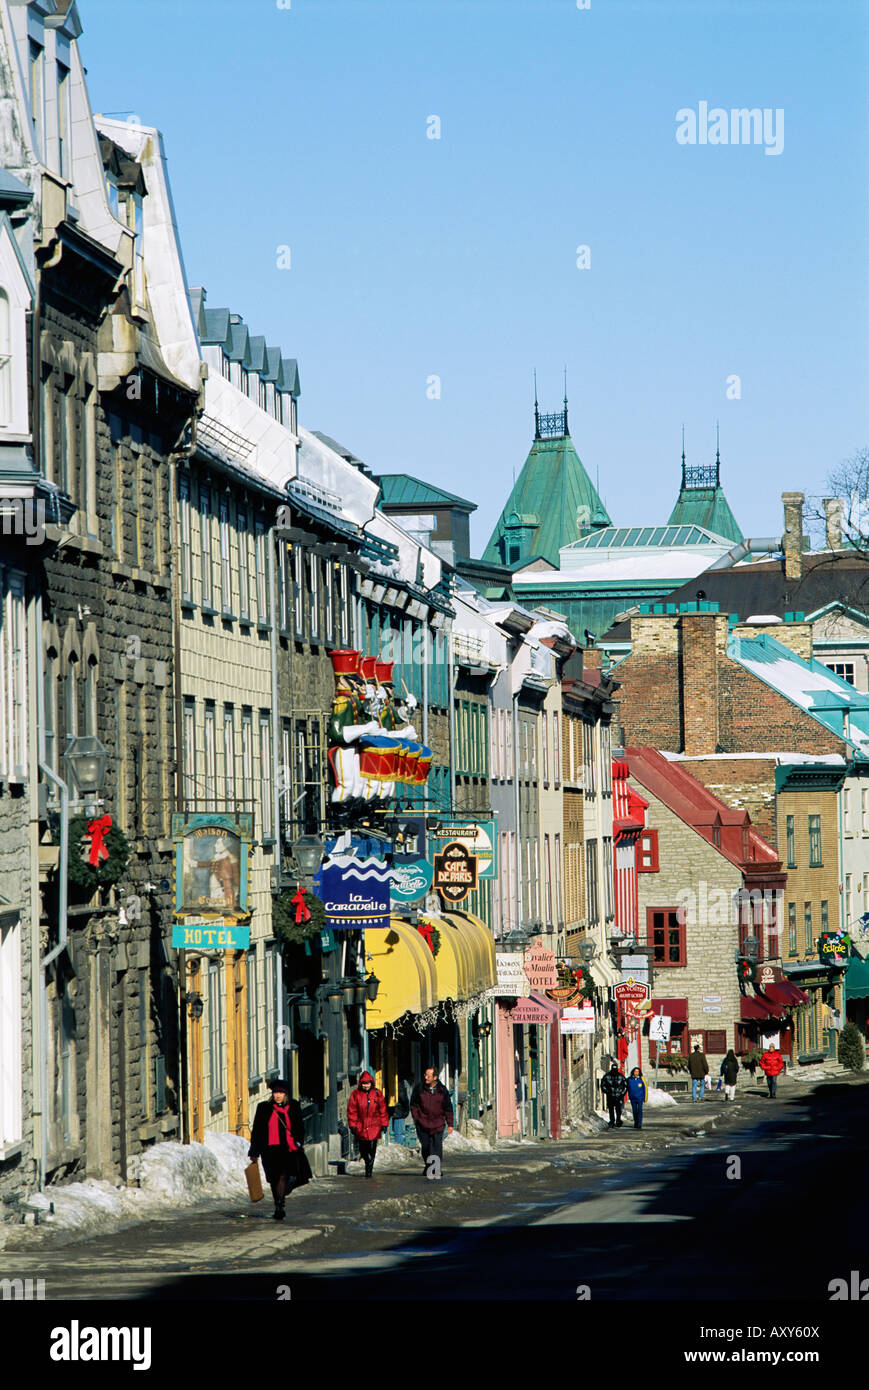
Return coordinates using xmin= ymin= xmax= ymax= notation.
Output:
xmin=67 ymin=814 xmax=130 ymax=892
xmin=416 ymin=918 xmax=441 ymax=957
xmin=272 ymin=883 xmax=327 ymax=945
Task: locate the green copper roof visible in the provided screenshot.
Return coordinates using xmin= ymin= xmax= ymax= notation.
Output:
xmin=566 ymin=523 xmax=730 ymax=550
xmin=668 ymin=485 xmax=743 ymax=544
xmin=483 ymin=433 xmax=611 ymax=568
xmin=375 ymin=473 xmax=476 ymax=511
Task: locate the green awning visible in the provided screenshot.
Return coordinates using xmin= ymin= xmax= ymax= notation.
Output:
xmin=845 ymin=956 xmax=869 ymax=999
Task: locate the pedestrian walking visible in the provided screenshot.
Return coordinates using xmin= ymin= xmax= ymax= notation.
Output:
xmin=248 ymin=1079 xmax=312 ymax=1220
xmin=720 ymin=1049 xmax=739 ymax=1101
xmin=600 ymin=1064 xmax=628 ymax=1128
xmin=347 ymin=1070 xmax=388 ymax=1178
xmin=410 ymin=1067 xmax=454 ymax=1177
xmin=688 ymin=1044 xmax=709 ymax=1101
xmin=390 ymin=1072 xmax=413 ymax=1147
xmin=626 ymin=1067 xmax=647 ymax=1129
xmin=759 ymin=1044 xmax=784 ymax=1098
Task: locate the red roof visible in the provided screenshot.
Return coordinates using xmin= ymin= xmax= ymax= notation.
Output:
xmin=623 ymin=746 xmax=782 ymax=872
xmin=613 ymin=760 xmax=648 ymax=832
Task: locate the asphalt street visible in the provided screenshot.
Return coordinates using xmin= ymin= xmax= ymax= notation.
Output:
xmin=2 ymin=1071 xmax=867 ymax=1302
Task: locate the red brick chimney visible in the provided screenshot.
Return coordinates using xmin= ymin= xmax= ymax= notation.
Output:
xmin=680 ymin=612 xmax=730 ymax=755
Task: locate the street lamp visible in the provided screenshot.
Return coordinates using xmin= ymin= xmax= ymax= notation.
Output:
xmin=578 ymin=939 xmax=597 ymax=963
xmin=327 ymin=987 xmax=343 ymax=1017
xmin=292 ymin=833 xmax=324 ymax=879
xmin=365 ymin=973 xmax=381 ymax=1003
xmin=743 ymin=934 xmax=760 ymax=959
xmin=65 ymin=735 xmax=109 ymax=810
xmin=296 ymin=996 xmax=316 ymax=1029
xmin=341 ymin=978 xmax=358 ymax=1007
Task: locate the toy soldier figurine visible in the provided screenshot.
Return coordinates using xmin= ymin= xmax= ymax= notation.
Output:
xmin=327 ymin=650 xmax=380 ymax=806
xmin=374 ymin=660 xmax=419 ymax=799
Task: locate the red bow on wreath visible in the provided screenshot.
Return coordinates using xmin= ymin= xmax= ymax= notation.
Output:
xmin=416 ymin=920 xmax=435 ymax=954
xmin=85 ymin=815 xmax=112 ymax=867
xmin=291 ymin=885 xmax=311 ymax=925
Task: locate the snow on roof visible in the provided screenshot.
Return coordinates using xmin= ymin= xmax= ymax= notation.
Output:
xmin=514 ymin=548 xmax=730 ymax=584
xmin=660 ymin=751 xmax=848 ymax=766
xmin=731 ymin=632 xmax=869 ymax=751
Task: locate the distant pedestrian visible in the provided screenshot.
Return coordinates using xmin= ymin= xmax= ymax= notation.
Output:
xmin=600 ymin=1064 xmax=628 ymax=1128
xmin=248 ymin=1080 xmax=312 ymax=1220
xmin=410 ymin=1067 xmax=454 ymax=1178
xmin=759 ymin=1045 xmax=784 ymax=1098
xmin=347 ymin=1070 xmax=388 ymax=1178
xmin=720 ymin=1049 xmax=739 ymax=1101
xmin=390 ymin=1072 xmax=413 ymax=1147
xmin=626 ymin=1067 xmax=647 ymax=1129
xmin=688 ymin=1045 xmax=709 ymax=1101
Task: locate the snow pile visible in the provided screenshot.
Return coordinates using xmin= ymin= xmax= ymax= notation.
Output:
xmin=646 ymin=1087 xmax=677 ymax=1107
xmin=346 ymin=1142 xmax=421 ymax=1174
xmin=21 ymin=1134 xmax=250 ymax=1235
xmin=445 ymin=1124 xmax=493 ymax=1153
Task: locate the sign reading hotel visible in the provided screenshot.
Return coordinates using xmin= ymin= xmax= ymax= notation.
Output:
xmin=433 ymin=841 xmax=478 ymax=903
xmin=171 ymin=920 xmax=251 ymax=951
xmin=431 ymin=819 xmax=497 ymax=879
xmin=172 ymin=812 xmax=252 ymax=920
xmin=523 ymin=941 xmax=558 ymax=990
xmin=315 ymin=854 xmax=392 ymax=930
xmin=488 ymin=952 xmax=531 ymax=998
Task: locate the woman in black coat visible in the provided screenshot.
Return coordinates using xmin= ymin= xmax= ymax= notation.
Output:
xmin=249 ymin=1080 xmax=312 ymax=1220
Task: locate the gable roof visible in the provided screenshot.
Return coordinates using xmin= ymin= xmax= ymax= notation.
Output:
xmin=375 ymin=473 xmax=476 ymax=512
xmin=483 ymin=432 xmax=612 ymax=568
xmin=624 ymin=746 xmax=781 ymax=869
xmin=729 ymin=630 xmax=869 ymax=756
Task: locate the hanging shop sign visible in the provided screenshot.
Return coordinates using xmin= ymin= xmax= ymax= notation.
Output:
xmin=390 ymin=856 xmax=434 ymax=904
xmin=391 ymin=816 xmax=427 ymax=860
xmin=314 ymin=853 xmax=392 ymax=930
xmin=172 ymin=813 xmax=253 ymax=919
xmin=487 ymin=953 xmax=531 ymax=998
xmin=614 ymin=978 xmax=650 ymax=1006
xmin=755 ymin=965 xmax=783 ymax=992
xmin=505 ymin=997 xmax=552 ymax=1025
xmin=431 ymin=819 xmax=497 ymax=879
xmin=433 ymin=841 xmax=478 ymax=903
xmin=171 ymin=919 xmax=251 ymax=951
xmin=561 ymin=1003 xmax=595 ymax=1035
xmin=523 ymin=941 xmax=558 ymax=990
xmin=819 ymin=932 xmax=851 ymax=967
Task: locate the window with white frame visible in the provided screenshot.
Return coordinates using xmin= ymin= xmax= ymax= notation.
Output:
xmin=339 ymin=564 xmax=350 ymax=645
xmin=553 ymin=712 xmax=561 ymax=786
xmin=219 ymin=495 xmax=232 ymax=613
xmin=56 ymin=61 xmax=70 ymax=179
xmin=29 ymin=41 xmax=45 ymax=160
xmin=237 ymin=506 xmax=250 ymax=621
xmin=554 ymin=832 xmax=563 ymax=926
xmin=264 ymin=942 xmax=279 ymax=1076
xmin=308 ymin=551 xmax=320 ymax=641
xmin=223 ymin=705 xmax=235 ymax=804
xmin=844 ymin=787 xmax=852 ymax=834
xmin=542 ymin=714 xmax=550 ymax=785
xmin=204 ymin=702 xmax=216 ymax=811
xmin=601 ymin=723 xmax=612 ymax=795
xmin=247 ymin=948 xmax=259 ymax=1081
xmin=293 ymin=546 xmax=305 ymax=637
xmin=582 ymin=721 xmax=595 ymax=797
xmin=200 ymin=484 xmax=213 ymax=609
xmin=183 ymin=697 xmax=196 ymax=806
xmin=0 ymin=572 xmax=27 ymax=781
xmin=0 ymin=916 xmax=22 ymax=1146
xmin=259 ymin=711 xmax=273 ymax=839
xmin=241 ymin=708 xmax=254 ymax=813
xmin=255 ymin=521 xmax=269 ymax=623
xmin=324 ymin=558 xmax=334 ymax=644
xmin=178 ymin=473 xmax=192 ymax=602
xmin=43 ymin=641 xmax=58 ymax=777
xmin=863 ymin=788 xmax=869 ymax=836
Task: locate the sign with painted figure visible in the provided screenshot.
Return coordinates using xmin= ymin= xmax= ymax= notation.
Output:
xmin=172 ymin=813 xmax=253 ymax=918
xmin=315 ymin=853 xmax=392 ymax=930
xmin=487 ymin=953 xmax=531 ymax=998
xmin=523 ymin=941 xmax=558 ymax=990
xmin=433 ymin=841 xmax=478 ymax=902
xmin=431 ymin=818 xmax=497 ymax=879
xmin=649 ymin=1014 xmax=672 ymax=1042
xmin=171 ymin=920 xmax=251 ymax=951
xmin=390 ymin=856 xmax=434 ymax=904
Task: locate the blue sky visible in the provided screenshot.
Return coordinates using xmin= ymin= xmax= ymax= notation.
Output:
xmin=81 ymin=0 xmax=869 ymax=552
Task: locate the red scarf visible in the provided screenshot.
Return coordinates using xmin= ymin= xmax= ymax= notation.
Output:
xmin=267 ymin=1103 xmax=297 ymax=1149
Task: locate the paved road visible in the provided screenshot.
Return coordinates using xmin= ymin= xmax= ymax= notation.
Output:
xmin=2 ymin=1072 xmax=867 ymax=1301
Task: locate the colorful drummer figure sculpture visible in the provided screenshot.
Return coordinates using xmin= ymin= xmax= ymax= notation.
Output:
xmin=327 ymin=650 xmax=381 ymax=808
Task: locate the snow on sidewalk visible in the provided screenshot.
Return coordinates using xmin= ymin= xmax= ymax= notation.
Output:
xmin=17 ymin=1133 xmax=250 ymax=1237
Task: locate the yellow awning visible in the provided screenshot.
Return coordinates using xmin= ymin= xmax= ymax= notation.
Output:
xmin=365 ymin=917 xmax=438 ymax=1028
xmin=423 ymin=913 xmax=471 ymax=1003
xmin=439 ymin=911 xmax=497 ymax=996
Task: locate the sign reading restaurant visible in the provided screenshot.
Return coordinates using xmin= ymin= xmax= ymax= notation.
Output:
xmin=431 ymin=819 xmax=497 ymax=879
xmin=315 ymin=853 xmax=392 ymax=930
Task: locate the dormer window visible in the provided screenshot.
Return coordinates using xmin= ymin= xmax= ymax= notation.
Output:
xmin=57 ymin=62 xmax=70 ymax=178
xmin=126 ymin=191 xmax=145 ymax=307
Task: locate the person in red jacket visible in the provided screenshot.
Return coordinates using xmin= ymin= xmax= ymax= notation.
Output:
xmin=347 ymin=1071 xmax=388 ymax=1178
xmin=759 ymin=1045 xmax=784 ymax=1098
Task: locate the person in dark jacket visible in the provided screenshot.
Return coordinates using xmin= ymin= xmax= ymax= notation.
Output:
xmin=347 ymin=1070 xmax=389 ymax=1178
xmin=688 ymin=1044 xmax=709 ymax=1102
xmin=249 ymin=1080 xmax=312 ymax=1220
xmin=410 ymin=1067 xmax=454 ymax=1177
xmin=720 ymin=1049 xmax=740 ymax=1101
xmin=390 ymin=1072 xmax=414 ymax=1147
xmin=626 ymin=1067 xmax=647 ymax=1129
xmin=600 ymin=1065 xmax=628 ymax=1127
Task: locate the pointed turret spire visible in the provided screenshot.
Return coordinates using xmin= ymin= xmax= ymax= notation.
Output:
xmin=533 ymin=369 xmax=540 ymax=440
xmin=681 ymin=424 xmax=686 ymax=488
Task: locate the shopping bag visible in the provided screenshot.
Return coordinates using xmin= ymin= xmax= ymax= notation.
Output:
xmin=245 ymin=1160 xmax=264 ymax=1202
